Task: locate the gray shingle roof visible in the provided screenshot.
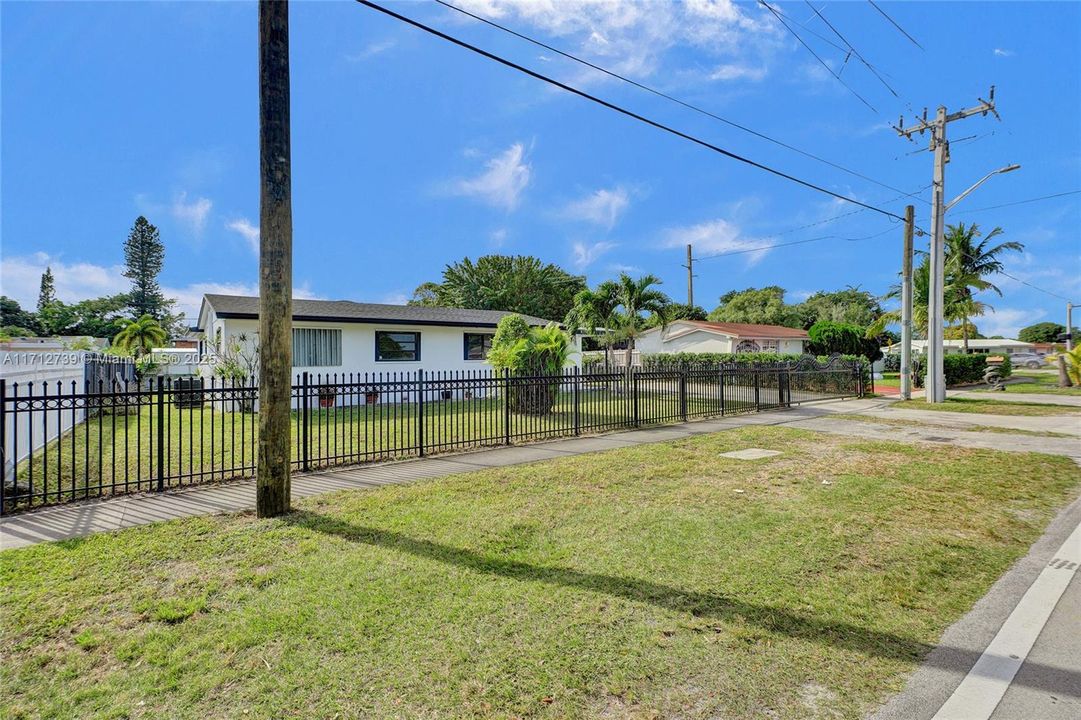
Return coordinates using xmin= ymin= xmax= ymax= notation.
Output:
xmin=199 ymin=294 xmax=553 ymax=329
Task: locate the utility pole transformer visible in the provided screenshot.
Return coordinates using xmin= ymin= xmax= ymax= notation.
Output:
xmin=893 ymin=86 xmax=1000 ymax=403
xmin=257 ymin=0 xmax=293 ymax=517
xmin=683 ymin=244 xmax=694 ymax=307
xmin=900 ymin=205 xmax=914 ymax=400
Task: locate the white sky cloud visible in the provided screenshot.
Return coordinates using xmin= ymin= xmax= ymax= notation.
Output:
xmin=447 ymin=142 xmax=532 ymax=211
xmin=453 ymin=0 xmax=776 ymax=81
xmin=346 ymin=39 xmax=396 ymax=62
xmin=993 ymin=48 xmax=1015 ymax=57
xmin=709 ymin=63 xmax=767 ymax=81
xmin=571 ymin=240 xmax=617 ymax=271
xmin=663 ymin=218 xmax=771 ymax=267
xmin=226 ymin=218 xmax=260 ymax=254
xmin=489 ymin=228 xmax=508 ymax=248
xmin=0 ymin=252 xmax=321 ymax=326
xmin=170 ymin=192 xmax=212 ymax=235
xmin=978 ymin=307 xmax=1044 ymax=339
xmin=562 ymin=186 xmax=631 ymax=229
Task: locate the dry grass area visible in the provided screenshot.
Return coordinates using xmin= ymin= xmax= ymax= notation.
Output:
xmin=2 ymin=426 xmax=1079 ymax=719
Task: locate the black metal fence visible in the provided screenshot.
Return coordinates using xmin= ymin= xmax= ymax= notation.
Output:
xmin=0 ymin=355 xmax=863 ymax=514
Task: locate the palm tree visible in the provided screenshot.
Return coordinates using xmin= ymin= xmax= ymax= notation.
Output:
xmin=870 ymin=257 xmax=930 ymax=338
xmin=944 ymin=222 xmax=1023 ymax=351
xmin=564 ymin=282 xmax=619 ymax=367
xmin=112 ymin=314 xmax=168 ymax=355
xmin=608 ymin=273 xmax=672 ymax=367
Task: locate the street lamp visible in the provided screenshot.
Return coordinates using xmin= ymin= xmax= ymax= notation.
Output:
xmin=925 ymin=163 xmax=1021 ymax=403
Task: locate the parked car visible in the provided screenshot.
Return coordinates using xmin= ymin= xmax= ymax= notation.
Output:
xmin=1008 ymin=352 xmax=1047 ymax=369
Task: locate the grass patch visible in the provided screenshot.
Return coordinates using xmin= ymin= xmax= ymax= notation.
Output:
xmin=2 ymin=427 xmax=1079 ymax=719
xmin=895 ymin=397 xmax=1081 ymax=416
xmin=996 ymin=373 xmax=1081 ymax=396
xmin=875 ymin=373 xmax=901 ymax=389
xmin=827 ymin=413 xmax=1075 ymax=438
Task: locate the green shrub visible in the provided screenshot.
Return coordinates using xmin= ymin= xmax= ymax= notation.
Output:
xmin=488 ymin=315 xmax=572 ymax=414
xmin=913 ymin=354 xmax=988 ymax=388
xmin=882 ymin=353 xmax=901 ymax=372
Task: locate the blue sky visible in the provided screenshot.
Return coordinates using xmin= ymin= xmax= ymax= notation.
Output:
xmin=2 ymin=0 xmax=1079 ymax=336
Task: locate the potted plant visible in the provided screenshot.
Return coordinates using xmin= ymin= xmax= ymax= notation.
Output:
xmin=318 ymin=385 xmax=337 ymax=408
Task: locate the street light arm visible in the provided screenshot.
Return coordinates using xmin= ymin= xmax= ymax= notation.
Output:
xmin=944 ymin=164 xmax=1021 ymax=212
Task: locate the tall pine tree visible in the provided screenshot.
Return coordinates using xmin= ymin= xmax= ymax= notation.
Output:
xmin=37 ymin=267 xmax=56 ymax=311
xmin=123 ymin=216 xmax=169 ymax=320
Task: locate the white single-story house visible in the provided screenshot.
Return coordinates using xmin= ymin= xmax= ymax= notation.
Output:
xmin=882 ymin=338 xmax=1036 ymax=356
xmin=195 ymin=294 xmax=564 ymax=377
xmin=634 ymin=320 xmax=809 ymax=355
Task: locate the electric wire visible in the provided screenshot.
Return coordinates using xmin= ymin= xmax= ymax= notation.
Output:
xmin=949 ymin=189 xmax=1081 ymax=215
xmin=867 ymin=0 xmax=924 ymax=50
xmin=357 ymin=0 xmax=906 ymax=220
xmin=434 ymin=0 xmax=927 ymax=203
xmin=803 ymin=1 xmax=899 ymax=98
xmin=758 ymin=0 xmax=878 ymax=113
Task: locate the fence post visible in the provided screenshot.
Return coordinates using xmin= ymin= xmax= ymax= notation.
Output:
xmin=156 ymin=375 xmax=165 ymax=492
xmin=632 ymin=369 xmax=640 ymax=427
xmin=503 ymin=368 xmax=512 ymax=445
xmin=719 ymin=367 xmax=726 ymax=416
xmin=301 ymin=372 xmax=310 ymax=472
xmin=417 ymin=369 xmax=425 ymax=457
xmin=0 ymin=379 xmax=6 ymax=514
xmin=572 ymin=366 xmax=580 ymax=436
xmin=679 ymin=368 xmax=688 ymax=421
xmin=778 ymin=369 xmax=785 ymax=408
xmin=856 ymin=363 xmax=864 ymax=398
xmin=753 ymin=370 xmax=760 ymax=412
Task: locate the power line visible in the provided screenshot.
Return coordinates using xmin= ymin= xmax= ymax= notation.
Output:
xmin=803 ymin=1 xmax=899 ymax=98
xmin=758 ymin=0 xmax=878 ymax=113
xmin=867 ymin=0 xmax=924 ymax=50
xmin=357 ymin=0 xmax=906 ymax=221
xmin=949 ymin=189 xmax=1081 ymax=215
xmin=993 ymin=270 xmax=1075 ymax=303
xmin=696 ymin=224 xmax=899 ymax=261
xmin=434 ymin=0 xmax=927 ymax=203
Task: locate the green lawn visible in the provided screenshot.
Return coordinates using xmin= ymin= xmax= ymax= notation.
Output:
xmin=3 ymin=426 xmax=1078 ymax=719
xmin=828 ymin=413 xmax=1074 ymax=438
xmin=996 ymin=372 xmax=1081 ymax=396
xmin=10 ymin=390 xmax=754 ymax=510
xmin=875 ymin=372 xmax=901 ymax=389
xmin=895 ymin=396 xmax=1081 ymax=417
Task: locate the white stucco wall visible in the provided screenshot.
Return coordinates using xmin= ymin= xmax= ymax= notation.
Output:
xmin=635 ymin=326 xmax=807 ymax=355
xmin=205 ymin=315 xmax=581 ymax=379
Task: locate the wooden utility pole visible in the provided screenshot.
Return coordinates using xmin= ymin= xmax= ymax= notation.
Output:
xmin=900 ymin=204 xmax=914 ymax=400
xmin=257 ymin=0 xmax=293 ymax=517
xmin=682 ymin=244 xmax=694 ymax=307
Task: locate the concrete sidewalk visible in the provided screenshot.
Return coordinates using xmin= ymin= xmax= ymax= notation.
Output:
xmin=950 ymin=388 xmax=1081 ymax=407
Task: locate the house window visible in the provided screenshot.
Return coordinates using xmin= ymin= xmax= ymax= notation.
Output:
xmin=735 ymin=340 xmax=760 ymax=353
xmin=292 ymin=328 xmax=342 ymax=367
xmin=761 ymin=340 xmax=779 ymax=353
xmin=463 ymin=333 xmax=494 ymax=360
xmin=376 ymin=331 xmax=420 ymax=362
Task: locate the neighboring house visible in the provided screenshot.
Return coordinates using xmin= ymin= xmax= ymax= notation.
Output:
xmin=634 ymin=320 xmax=809 ymax=356
xmin=195 ymin=294 xmax=561 ymax=376
xmin=882 ymin=338 xmax=1036 ymax=356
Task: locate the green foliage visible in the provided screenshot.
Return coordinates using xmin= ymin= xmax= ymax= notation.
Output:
xmin=797 ymin=287 xmax=882 ymax=329
xmin=411 ymin=255 xmax=587 ymax=321
xmin=1057 ymin=346 xmax=1081 ymax=385
xmin=210 ymin=333 xmax=259 ymax=381
xmin=807 ymin=321 xmax=865 ymax=356
xmin=123 ymin=215 xmax=172 ymax=321
xmin=708 ymin=286 xmax=801 ymax=327
xmin=37 ymin=267 xmax=56 ymax=311
xmin=1018 ymin=322 xmax=1076 ymax=344
xmin=0 ymin=325 xmax=37 ymax=338
xmin=644 ymin=302 xmax=706 ymax=327
xmin=63 ymin=337 xmax=97 ymax=351
xmin=607 ymin=273 xmax=672 ymax=351
xmin=997 ymin=354 xmax=1012 ymax=379
xmin=36 ymin=301 xmax=77 ymax=336
xmin=113 ymin=314 xmax=168 ymax=356
xmin=944 ymin=323 xmax=984 ymax=340
xmin=487 ymin=315 xmax=571 ymax=375
xmin=67 ymin=293 xmax=131 ymax=338
xmin=0 ymin=296 xmax=38 ymax=333
xmin=882 ymin=353 xmax=901 ymax=372
xmin=641 ymin=352 xmax=805 ymax=368
xmin=913 ymin=354 xmax=989 ymax=388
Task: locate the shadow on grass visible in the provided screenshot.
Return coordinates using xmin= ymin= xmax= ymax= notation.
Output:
xmin=284 ymin=510 xmax=1081 ymax=699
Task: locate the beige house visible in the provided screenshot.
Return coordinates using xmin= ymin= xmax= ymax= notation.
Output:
xmin=634 ymin=320 xmax=809 ymax=355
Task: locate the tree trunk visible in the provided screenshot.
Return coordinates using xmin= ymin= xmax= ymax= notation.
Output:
xmin=1058 ymin=355 xmax=1073 ymax=388
xmin=962 ymin=317 xmax=969 ymax=352
xmin=257 ymin=0 xmax=292 ymax=518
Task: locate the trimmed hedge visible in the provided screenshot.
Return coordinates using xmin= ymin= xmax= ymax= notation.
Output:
xmin=913 ymin=354 xmax=989 ymax=388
